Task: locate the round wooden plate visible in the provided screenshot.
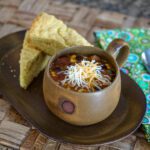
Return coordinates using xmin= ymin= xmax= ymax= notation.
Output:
xmin=0 ymin=31 xmax=146 ymax=146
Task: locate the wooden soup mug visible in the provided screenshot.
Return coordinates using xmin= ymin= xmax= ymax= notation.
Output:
xmin=43 ymin=39 xmax=130 ymax=126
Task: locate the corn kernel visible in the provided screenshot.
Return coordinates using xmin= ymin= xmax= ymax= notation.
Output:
xmin=70 ymin=55 xmax=76 ymax=63
xmin=51 ymin=71 xmax=56 ymax=77
xmin=106 ymin=64 xmax=110 ymax=69
xmin=78 ymin=89 xmax=85 ymax=92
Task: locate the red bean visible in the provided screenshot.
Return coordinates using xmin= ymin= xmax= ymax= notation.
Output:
xmin=90 ymin=55 xmax=101 ymax=62
xmin=54 ymin=56 xmax=71 ymax=66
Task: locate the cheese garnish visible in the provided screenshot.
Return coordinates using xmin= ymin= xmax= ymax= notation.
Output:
xmin=60 ymin=60 xmax=111 ymax=91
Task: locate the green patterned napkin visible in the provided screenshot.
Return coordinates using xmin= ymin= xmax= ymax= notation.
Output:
xmin=94 ymin=28 xmax=150 ymax=141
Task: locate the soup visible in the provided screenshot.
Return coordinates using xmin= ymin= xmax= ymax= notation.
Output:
xmin=50 ymin=53 xmax=116 ymax=92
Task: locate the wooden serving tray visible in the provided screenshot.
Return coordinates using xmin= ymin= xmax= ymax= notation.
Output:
xmin=0 ymin=31 xmax=146 ymax=146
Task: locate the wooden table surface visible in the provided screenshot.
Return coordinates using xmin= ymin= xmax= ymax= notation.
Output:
xmin=0 ymin=0 xmax=150 ymax=149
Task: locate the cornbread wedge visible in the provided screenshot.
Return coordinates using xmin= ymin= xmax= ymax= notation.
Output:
xmin=19 ymin=32 xmax=49 ymax=89
xmin=28 ymin=12 xmax=92 ymax=55
xmin=20 ymin=13 xmax=92 ymax=89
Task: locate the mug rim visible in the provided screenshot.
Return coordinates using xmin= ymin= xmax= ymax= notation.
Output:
xmin=45 ymin=46 xmax=120 ymax=95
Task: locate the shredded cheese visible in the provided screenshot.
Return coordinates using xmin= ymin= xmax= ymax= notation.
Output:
xmin=60 ymin=60 xmax=111 ymax=91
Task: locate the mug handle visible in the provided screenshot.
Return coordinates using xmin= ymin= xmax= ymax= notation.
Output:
xmin=106 ymin=39 xmax=130 ymax=67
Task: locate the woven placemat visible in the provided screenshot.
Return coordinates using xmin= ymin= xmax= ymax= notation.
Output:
xmin=0 ymin=0 xmax=150 ymax=149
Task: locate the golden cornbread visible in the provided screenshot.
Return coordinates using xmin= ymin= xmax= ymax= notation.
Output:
xmin=28 ymin=12 xmax=92 ymax=55
xmin=20 ymin=12 xmax=92 ymax=89
xmin=19 ymin=32 xmax=49 ymax=89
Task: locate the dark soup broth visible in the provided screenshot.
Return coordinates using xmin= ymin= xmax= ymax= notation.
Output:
xmin=50 ymin=53 xmax=116 ymax=93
